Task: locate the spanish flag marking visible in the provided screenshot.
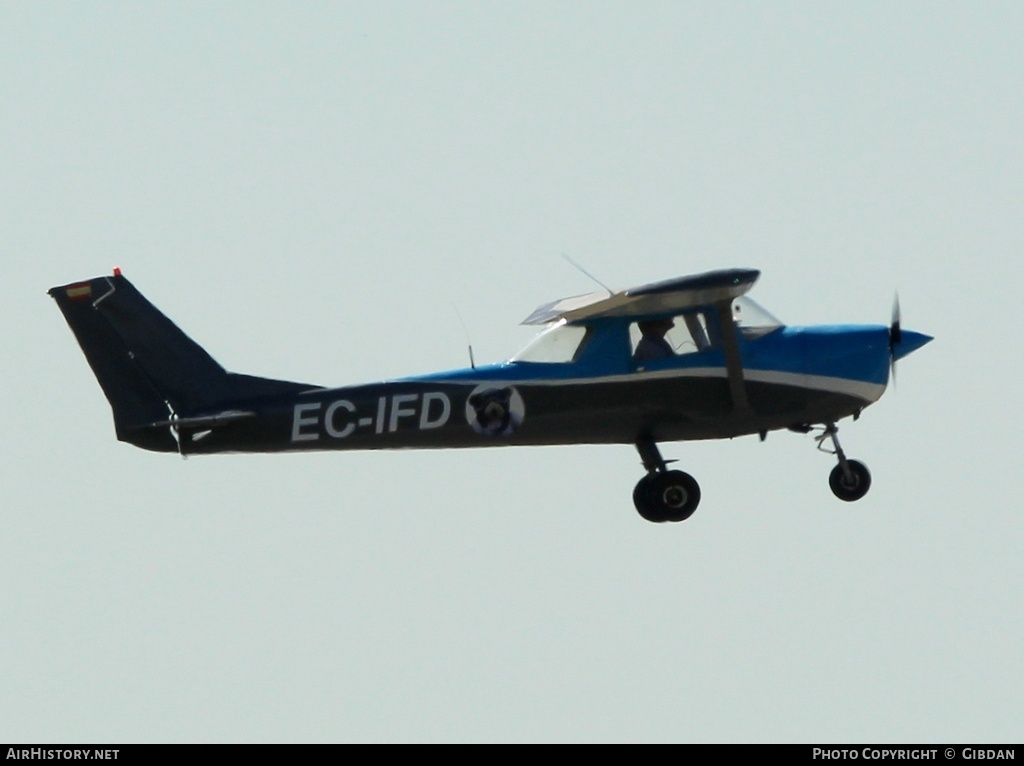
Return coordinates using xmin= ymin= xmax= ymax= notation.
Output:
xmin=66 ymin=284 xmax=92 ymax=300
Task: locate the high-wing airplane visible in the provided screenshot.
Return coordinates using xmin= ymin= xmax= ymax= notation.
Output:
xmin=50 ymin=268 xmax=931 ymax=523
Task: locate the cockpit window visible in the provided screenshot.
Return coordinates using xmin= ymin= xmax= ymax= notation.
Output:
xmin=630 ymin=300 xmax=783 ymax=363
xmin=630 ymin=311 xmax=713 ymax=360
xmin=511 ymin=320 xmax=590 ymax=363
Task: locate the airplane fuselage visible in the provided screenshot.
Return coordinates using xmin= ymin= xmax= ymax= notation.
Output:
xmin=173 ymin=323 xmax=918 ymax=456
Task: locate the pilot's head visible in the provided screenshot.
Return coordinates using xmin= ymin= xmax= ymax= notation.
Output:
xmin=639 ymin=318 xmax=674 ymax=337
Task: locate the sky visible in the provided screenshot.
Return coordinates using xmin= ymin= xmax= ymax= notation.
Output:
xmin=2 ymin=2 xmax=1021 ymax=743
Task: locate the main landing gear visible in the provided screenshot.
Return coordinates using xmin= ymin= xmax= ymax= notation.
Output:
xmin=815 ymin=423 xmax=871 ymax=502
xmin=632 ymin=436 xmax=701 ymax=523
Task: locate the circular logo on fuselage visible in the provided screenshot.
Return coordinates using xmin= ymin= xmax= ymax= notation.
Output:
xmin=465 ymin=385 xmax=525 ymax=436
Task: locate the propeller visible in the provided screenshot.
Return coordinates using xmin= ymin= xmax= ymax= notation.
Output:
xmin=884 ymin=294 xmax=933 ymax=383
xmin=888 ymin=292 xmax=901 ymax=386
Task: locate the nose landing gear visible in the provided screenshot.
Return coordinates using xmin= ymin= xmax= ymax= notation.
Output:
xmin=633 ymin=436 xmax=701 ymax=523
xmin=816 ymin=423 xmax=871 ymax=502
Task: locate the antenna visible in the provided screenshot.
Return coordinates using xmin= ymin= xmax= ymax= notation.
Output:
xmin=561 ymin=252 xmax=613 ymax=295
xmin=452 ymin=303 xmax=476 ymax=369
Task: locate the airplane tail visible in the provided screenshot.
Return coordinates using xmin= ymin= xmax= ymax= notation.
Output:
xmin=49 ymin=272 xmax=317 ymax=452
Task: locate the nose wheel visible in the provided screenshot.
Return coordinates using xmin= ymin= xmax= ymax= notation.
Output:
xmin=633 ymin=436 xmax=701 ymax=523
xmin=817 ymin=423 xmax=872 ymax=502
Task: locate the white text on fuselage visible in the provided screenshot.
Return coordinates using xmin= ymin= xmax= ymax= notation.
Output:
xmin=291 ymin=393 xmax=451 ymax=441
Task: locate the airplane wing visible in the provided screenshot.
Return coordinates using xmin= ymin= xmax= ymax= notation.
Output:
xmin=520 ymin=290 xmax=616 ymax=326
xmin=521 ymin=268 xmax=760 ymax=325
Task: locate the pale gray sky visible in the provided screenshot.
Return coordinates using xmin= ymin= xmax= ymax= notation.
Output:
xmin=2 ymin=2 xmax=1021 ymax=743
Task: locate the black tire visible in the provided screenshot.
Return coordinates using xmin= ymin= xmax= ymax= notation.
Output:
xmin=829 ymin=460 xmax=871 ymax=502
xmin=632 ymin=470 xmax=701 ymax=523
xmin=633 ymin=474 xmax=666 ymax=522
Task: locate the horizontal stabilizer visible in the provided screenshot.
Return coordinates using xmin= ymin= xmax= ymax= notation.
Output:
xmin=144 ymin=409 xmax=257 ymax=430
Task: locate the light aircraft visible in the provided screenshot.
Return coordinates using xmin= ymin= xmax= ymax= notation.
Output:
xmin=50 ymin=268 xmax=931 ymax=523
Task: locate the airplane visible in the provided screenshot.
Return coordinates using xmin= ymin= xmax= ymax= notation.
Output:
xmin=49 ymin=268 xmax=932 ymax=523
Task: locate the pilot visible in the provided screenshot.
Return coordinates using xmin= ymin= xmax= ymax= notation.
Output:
xmin=633 ymin=317 xmax=676 ymax=361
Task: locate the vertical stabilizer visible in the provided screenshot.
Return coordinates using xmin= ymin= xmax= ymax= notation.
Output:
xmin=49 ymin=273 xmax=316 ymax=451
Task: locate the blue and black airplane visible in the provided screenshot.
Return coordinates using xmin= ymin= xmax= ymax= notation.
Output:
xmin=49 ymin=268 xmax=931 ymax=523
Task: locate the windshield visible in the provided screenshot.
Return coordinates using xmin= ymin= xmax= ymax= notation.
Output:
xmin=511 ymin=320 xmax=589 ymax=363
xmin=732 ymin=296 xmax=783 ymax=338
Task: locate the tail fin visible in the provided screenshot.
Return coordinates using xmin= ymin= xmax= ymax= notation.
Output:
xmin=49 ymin=272 xmax=317 ymax=451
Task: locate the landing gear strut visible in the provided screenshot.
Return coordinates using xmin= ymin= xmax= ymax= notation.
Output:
xmin=816 ymin=423 xmax=871 ymax=502
xmin=632 ymin=436 xmax=701 ymax=523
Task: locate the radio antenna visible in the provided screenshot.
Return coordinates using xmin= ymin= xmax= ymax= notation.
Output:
xmin=561 ymin=252 xmax=613 ymax=295
xmin=452 ymin=302 xmax=476 ymax=369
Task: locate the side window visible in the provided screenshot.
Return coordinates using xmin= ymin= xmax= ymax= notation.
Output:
xmin=630 ymin=312 xmax=712 ymax=362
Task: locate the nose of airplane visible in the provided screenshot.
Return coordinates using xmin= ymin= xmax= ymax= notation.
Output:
xmin=890 ymin=329 xmax=933 ymax=361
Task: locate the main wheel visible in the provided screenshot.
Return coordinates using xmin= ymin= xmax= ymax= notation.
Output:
xmin=633 ymin=474 xmax=665 ymax=522
xmin=829 ymin=460 xmax=871 ymax=502
xmin=653 ymin=470 xmax=701 ymax=521
xmin=633 ymin=470 xmax=701 ymax=522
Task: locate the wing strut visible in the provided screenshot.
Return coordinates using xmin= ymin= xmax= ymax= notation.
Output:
xmin=713 ymin=301 xmax=750 ymax=414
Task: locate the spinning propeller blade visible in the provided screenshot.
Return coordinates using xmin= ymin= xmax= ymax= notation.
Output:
xmin=890 ymin=292 xmax=902 ymax=347
xmin=889 ymin=292 xmax=901 ymax=385
xmin=886 ymin=292 xmax=933 ymax=385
